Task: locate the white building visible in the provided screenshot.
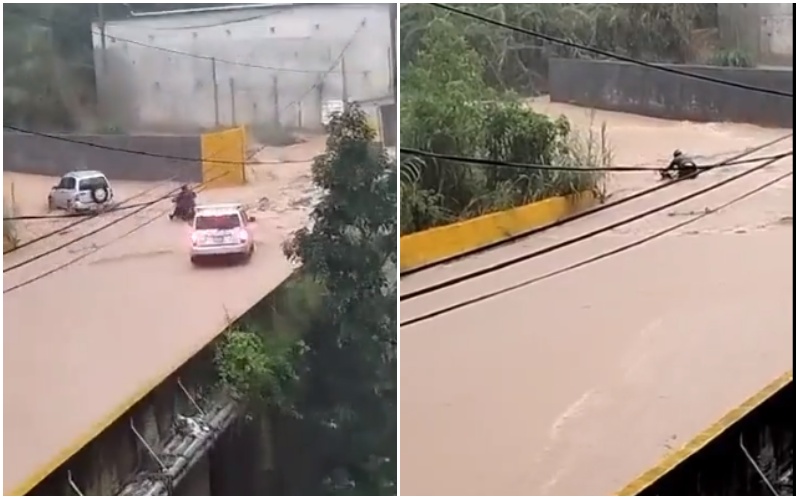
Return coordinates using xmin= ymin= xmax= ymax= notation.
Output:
xmin=92 ymin=3 xmax=394 ymax=132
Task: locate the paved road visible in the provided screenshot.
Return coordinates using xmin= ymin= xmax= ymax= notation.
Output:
xmin=399 ymin=108 xmax=793 ymax=495
xmin=3 ymin=138 xmax=324 ymax=495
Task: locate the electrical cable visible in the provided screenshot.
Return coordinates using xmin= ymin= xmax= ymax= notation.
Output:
xmin=4 ymin=5 xmax=350 ymax=75
xmin=3 ymin=20 xmax=365 ymax=170
xmin=3 ymin=169 xmax=226 ymax=274
xmin=401 ymin=146 xmax=787 ymax=173
xmin=400 ymin=133 xmax=793 ymax=278
xmin=401 ymin=166 xmax=792 ymax=328
xmin=3 ymin=179 xmax=176 ymax=255
xmin=4 ymin=171 xmax=228 ymax=294
xmin=432 ymin=4 xmax=793 ymax=99
xmin=5 ymin=200 xmax=154 ymax=221
xmin=244 ymin=21 xmax=367 ymax=162
xmin=3 ymin=125 xmax=315 ymax=167
xmin=400 ymin=149 xmax=792 ymax=302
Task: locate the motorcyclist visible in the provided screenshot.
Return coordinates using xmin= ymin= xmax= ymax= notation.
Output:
xmin=171 ymin=184 xmax=197 ymax=219
xmin=660 ymin=149 xmax=700 ymax=180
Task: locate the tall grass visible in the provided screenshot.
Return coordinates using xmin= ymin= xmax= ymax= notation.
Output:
xmin=3 ymin=183 xmax=19 ymax=252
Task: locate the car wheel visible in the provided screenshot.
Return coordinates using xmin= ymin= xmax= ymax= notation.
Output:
xmin=191 ymin=256 xmax=200 ymax=266
xmin=91 ymin=187 xmax=109 ymax=204
xmin=47 ymin=196 xmax=56 ymax=211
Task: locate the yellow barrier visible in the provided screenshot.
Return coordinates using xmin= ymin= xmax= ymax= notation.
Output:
xmin=616 ymin=371 xmax=793 ymax=495
xmin=400 ymin=191 xmax=597 ymax=271
xmin=200 ymin=126 xmax=247 ymax=189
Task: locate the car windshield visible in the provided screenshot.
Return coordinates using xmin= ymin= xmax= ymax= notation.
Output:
xmin=195 ymin=214 xmax=241 ymax=230
xmin=78 ymin=176 xmax=109 ymax=191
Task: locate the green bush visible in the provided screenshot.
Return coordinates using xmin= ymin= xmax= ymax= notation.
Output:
xmin=400 ymin=19 xmax=609 ymax=235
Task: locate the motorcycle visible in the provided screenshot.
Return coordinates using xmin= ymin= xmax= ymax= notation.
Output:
xmin=659 ymin=160 xmax=700 ymax=181
xmin=169 ymin=196 xmax=195 ymax=222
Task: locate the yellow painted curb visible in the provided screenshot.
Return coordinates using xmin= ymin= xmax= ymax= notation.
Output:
xmin=400 ymin=191 xmax=597 ymax=272
xmin=616 ymin=371 xmax=794 ymax=496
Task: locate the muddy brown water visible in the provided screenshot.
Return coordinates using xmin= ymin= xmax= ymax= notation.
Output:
xmin=3 ymin=136 xmax=326 ymax=494
xmin=399 ymin=103 xmax=793 ymax=495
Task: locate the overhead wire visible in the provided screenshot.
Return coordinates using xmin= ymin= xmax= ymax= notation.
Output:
xmin=3 ymin=11 xmax=365 ymax=289
xmin=431 ymin=3 xmax=793 ymax=99
xmin=3 ymin=5 xmax=354 ymax=75
xmin=3 ymin=170 xmax=231 ymax=291
xmin=3 ymin=16 xmax=365 ymax=181
xmin=2 ymin=125 xmax=315 ymax=167
xmin=402 ymin=165 xmax=793 ymax=328
xmin=3 ymin=179 xmax=176 ymax=255
xmin=400 ymin=133 xmax=793 ymax=278
xmin=400 ymin=148 xmax=793 ymax=302
xmin=3 ymin=165 xmax=230 ymax=273
xmin=400 ymin=146 xmax=787 ymax=173
xmin=244 ymin=20 xmax=368 ymax=162
xmin=5 ymin=201 xmax=155 ymax=221
xmin=2 ymin=16 xmax=356 ymax=251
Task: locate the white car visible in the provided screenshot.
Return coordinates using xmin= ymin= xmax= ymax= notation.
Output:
xmin=48 ymin=170 xmax=114 ymax=213
xmin=190 ymin=204 xmax=256 ymax=265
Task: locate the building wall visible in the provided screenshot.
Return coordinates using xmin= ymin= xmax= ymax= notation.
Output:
xmin=549 ymin=58 xmax=793 ymax=129
xmin=717 ymin=3 xmax=794 ymax=67
xmin=93 ymin=4 xmax=393 ymax=132
xmin=3 ymin=133 xmax=204 ymax=182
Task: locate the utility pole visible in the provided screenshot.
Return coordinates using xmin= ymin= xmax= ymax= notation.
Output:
xmin=389 ymin=3 xmax=397 ymax=102
xmin=341 ymin=56 xmax=348 ymax=104
xmin=98 ymin=3 xmax=108 ymax=73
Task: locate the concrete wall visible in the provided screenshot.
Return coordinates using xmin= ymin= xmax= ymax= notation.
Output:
xmin=27 ymin=347 xmax=217 ymax=496
xmin=352 ymin=96 xmax=396 ymax=148
xmin=718 ymin=3 xmax=794 ymax=67
xmin=380 ymin=103 xmax=397 ymax=148
xmin=3 ymin=132 xmax=203 ymax=182
xmin=632 ymin=374 xmax=793 ymax=496
xmin=93 ymin=4 xmax=393 ymax=132
xmin=549 ymin=58 xmax=793 ymax=128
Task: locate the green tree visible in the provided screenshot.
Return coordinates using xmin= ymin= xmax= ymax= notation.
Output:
xmin=282 ymin=105 xmax=397 ymax=495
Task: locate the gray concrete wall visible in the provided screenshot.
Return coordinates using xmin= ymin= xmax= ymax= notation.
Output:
xmin=549 ymin=58 xmax=793 ymax=128
xmin=718 ymin=3 xmax=794 ymax=67
xmin=93 ymin=4 xmax=393 ymax=132
xmin=3 ymin=133 xmax=203 ymax=182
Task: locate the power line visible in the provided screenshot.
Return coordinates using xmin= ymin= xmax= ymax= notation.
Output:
xmin=4 ymin=171 xmax=228 ymax=293
xmin=400 ymin=149 xmax=792 ymax=302
xmin=399 ymin=133 xmax=793 ymax=277
xmin=5 ymin=200 xmax=154 ymax=222
xmin=4 ymin=20 xmax=365 ymax=168
xmin=401 ymin=166 xmax=792 ymax=327
xmin=3 ymin=169 xmax=226 ymax=274
xmin=246 ymin=21 xmax=367 ymax=162
xmin=431 ymin=4 xmax=793 ymax=99
xmin=4 ymin=5 xmax=355 ymax=75
xmin=400 ymin=147 xmax=787 ymax=173
xmin=3 ymin=180 xmax=175 ymax=255
xmin=3 ymin=125 xmax=318 ymax=166
xmin=4 ymin=189 xmax=172 ymax=273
